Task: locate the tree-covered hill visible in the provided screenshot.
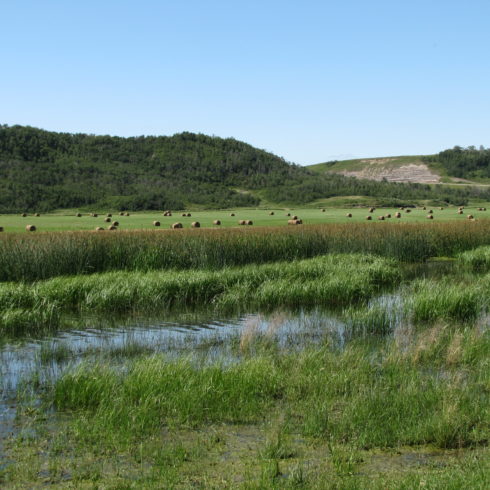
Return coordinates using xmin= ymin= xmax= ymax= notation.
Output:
xmin=424 ymin=146 xmax=490 ymax=179
xmin=1 ymin=125 xmax=489 ymax=212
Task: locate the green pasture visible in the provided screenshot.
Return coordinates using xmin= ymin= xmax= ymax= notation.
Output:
xmin=1 ymin=205 xmax=489 ymax=232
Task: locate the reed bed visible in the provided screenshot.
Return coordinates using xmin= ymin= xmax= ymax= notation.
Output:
xmin=2 ymin=221 xmax=490 ymax=281
xmin=458 ymin=245 xmax=490 ymax=272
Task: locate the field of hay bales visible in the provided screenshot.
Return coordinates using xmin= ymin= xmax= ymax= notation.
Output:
xmin=0 ymin=205 xmax=489 ymax=232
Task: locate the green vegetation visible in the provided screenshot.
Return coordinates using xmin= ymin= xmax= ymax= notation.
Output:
xmin=425 ymin=146 xmax=490 ymax=180
xmin=2 ymin=125 xmax=490 ymax=212
xmin=3 ymin=220 xmax=490 ymax=282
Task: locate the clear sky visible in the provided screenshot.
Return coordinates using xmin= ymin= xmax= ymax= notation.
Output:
xmin=1 ymin=0 xmax=489 ymax=165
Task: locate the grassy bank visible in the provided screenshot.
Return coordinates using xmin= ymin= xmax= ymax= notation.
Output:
xmin=2 ymin=220 xmax=490 ymax=282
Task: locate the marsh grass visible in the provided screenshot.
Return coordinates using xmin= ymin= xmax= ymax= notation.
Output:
xmin=0 ymin=254 xmax=400 ymax=336
xmin=2 ymin=220 xmax=490 ymax=281
xmin=50 ymin=325 xmax=489 ymax=451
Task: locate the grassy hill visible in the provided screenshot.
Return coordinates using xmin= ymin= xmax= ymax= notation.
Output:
xmin=2 ymin=125 xmax=490 ymax=212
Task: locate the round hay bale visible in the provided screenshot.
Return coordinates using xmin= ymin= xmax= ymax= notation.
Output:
xmin=423 ymin=206 xmax=427 ymax=210
xmin=321 ymin=209 xmax=326 ymax=212
xmin=120 ymin=212 xmax=125 ymax=216
xmin=191 ymin=221 xmax=200 ymax=228
xmin=467 ymin=214 xmax=474 ymax=220
xmin=439 ymin=207 xmax=444 ymax=210
xmin=405 ymin=209 xmax=411 ymax=213
xmin=458 ymin=210 xmax=463 ymax=214
xmin=112 ymin=221 xmax=119 ymax=227
xmin=172 ymin=222 xmax=183 ymax=229
xmin=369 ymin=207 xmax=375 ymax=213
xmin=238 ymin=220 xmax=246 ymax=225
xmin=107 ymin=213 xmax=112 ymax=217
xmin=34 ymin=213 xmax=40 ymax=217
xmin=378 ymin=216 xmax=385 ymax=221
xmin=366 ymin=215 xmax=372 ymax=221
xmin=246 ymin=220 xmax=253 ymax=225
xmin=483 ymin=208 xmax=487 ymax=211
xmin=104 ymin=217 xmax=111 ymax=223
xmin=95 ymin=226 xmax=104 ymax=231
xmin=76 ymin=213 xmax=82 ymax=217
xmin=26 ymin=224 xmax=36 ymax=231
xmin=399 ymin=207 xmax=405 ymax=210
xmin=286 ymin=213 xmax=291 ymax=217
xmin=269 ymin=212 xmax=274 ymax=215
xmin=385 ymin=213 xmax=391 ymax=218
xmin=0 ymin=226 xmax=4 ymax=232
xmin=213 ymin=220 xmax=221 ymax=225
xmin=125 ymin=212 xmax=130 ymax=216
xmin=107 ymin=225 xmax=117 ymax=230
xmin=92 ymin=213 xmax=98 ymax=218
xmin=230 ymin=213 xmax=235 ymax=216
xmin=153 ymin=221 xmax=161 ymax=227
xmin=346 ymin=213 xmax=352 ymax=218
xmin=427 ymin=214 xmax=433 ymax=220
xmin=182 ymin=213 xmax=187 ymax=217
xmin=395 ymin=212 xmax=401 ymax=218
xmin=292 ymin=215 xmax=298 ymax=220
xmin=187 ymin=213 xmax=191 ymax=217
xmin=288 ymin=219 xmax=302 ymax=225
xmin=428 ymin=209 xmax=433 ymax=214
xmin=21 ymin=213 xmax=27 ymax=217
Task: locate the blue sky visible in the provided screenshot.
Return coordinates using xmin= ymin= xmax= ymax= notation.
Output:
xmin=1 ymin=0 xmax=489 ymax=164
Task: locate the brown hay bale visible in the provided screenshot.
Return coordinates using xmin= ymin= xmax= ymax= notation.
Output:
xmin=369 ymin=207 xmax=375 ymax=213
xmin=399 ymin=207 xmax=404 ymax=210
xmin=213 ymin=220 xmax=221 ymax=225
xmin=483 ymin=208 xmax=487 ymax=211
xmin=366 ymin=215 xmax=372 ymax=220
xmin=395 ymin=212 xmax=401 ymax=218
xmin=0 ymin=226 xmax=4 ymax=232
xmin=439 ymin=207 xmax=444 ymax=210
xmin=246 ymin=220 xmax=253 ymax=225
xmin=458 ymin=210 xmax=463 ymax=214
xmin=21 ymin=213 xmax=27 ymax=217
xmin=467 ymin=214 xmax=474 ymax=220
xmin=405 ymin=209 xmax=411 ymax=213
xmin=321 ymin=209 xmax=326 ymax=212
xmin=238 ymin=220 xmax=246 ymax=225
xmin=26 ymin=224 xmax=36 ymax=231
xmin=107 ymin=225 xmax=117 ymax=230
xmin=125 ymin=212 xmax=130 ymax=216
xmin=385 ymin=213 xmax=391 ymax=218
xmin=182 ymin=213 xmax=187 ymax=217
xmin=230 ymin=213 xmax=235 ymax=216
xmin=92 ymin=213 xmax=98 ymax=218
xmin=378 ymin=216 xmax=385 ymax=221
xmin=34 ymin=213 xmax=40 ymax=217
xmin=153 ymin=221 xmax=161 ymax=227
xmin=346 ymin=213 xmax=352 ymax=218
xmin=104 ymin=217 xmax=111 ymax=223
xmin=292 ymin=215 xmax=298 ymax=220
xmin=269 ymin=211 xmax=274 ymax=215
xmin=172 ymin=222 xmax=183 ymax=229
xmin=107 ymin=213 xmax=112 ymax=217
xmin=427 ymin=214 xmax=433 ymax=220
xmin=286 ymin=213 xmax=291 ymax=217
xmin=422 ymin=206 xmax=426 ymax=210
xmin=163 ymin=211 xmax=172 ymax=217
xmin=95 ymin=226 xmax=104 ymax=231
xmin=120 ymin=212 xmax=125 ymax=216
xmin=288 ymin=219 xmax=302 ymax=225
xmin=76 ymin=213 xmax=82 ymax=217
xmin=112 ymin=221 xmax=119 ymax=226
xmin=187 ymin=213 xmax=191 ymax=217
xmin=191 ymin=221 xmax=200 ymax=228
xmin=428 ymin=209 xmax=433 ymax=214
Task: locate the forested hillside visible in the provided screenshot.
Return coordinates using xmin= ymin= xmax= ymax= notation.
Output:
xmin=1 ymin=125 xmax=490 ymax=212
xmin=424 ymin=146 xmax=490 ymax=179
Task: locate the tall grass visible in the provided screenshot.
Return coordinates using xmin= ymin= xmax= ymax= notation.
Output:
xmin=0 ymin=254 xmax=400 ymax=336
xmin=52 ymin=325 xmax=489 ymax=450
xmin=458 ymin=245 xmax=490 ymax=272
xmin=2 ymin=221 xmax=490 ymax=281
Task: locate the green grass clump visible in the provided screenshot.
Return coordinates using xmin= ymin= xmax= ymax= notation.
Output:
xmin=51 ymin=326 xmax=489 ymax=451
xmin=2 ymin=220 xmax=490 ymax=281
xmin=458 ymin=245 xmax=490 ymax=272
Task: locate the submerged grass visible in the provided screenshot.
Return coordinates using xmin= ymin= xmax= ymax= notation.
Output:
xmin=2 ymin=220 xmax=490 ymax=281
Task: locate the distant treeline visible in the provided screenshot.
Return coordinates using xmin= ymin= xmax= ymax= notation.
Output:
xmin=1 ymin=125 xmax=489 ymax=212
xmin=424 ymin=146 xmax=490 ymax=179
